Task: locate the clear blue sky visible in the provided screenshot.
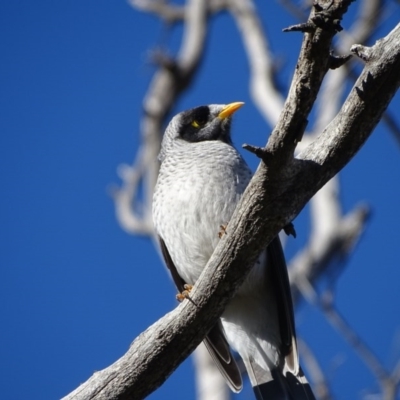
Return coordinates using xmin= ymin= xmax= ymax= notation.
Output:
xmin=1 ymin=1 xmax=399 ymax=399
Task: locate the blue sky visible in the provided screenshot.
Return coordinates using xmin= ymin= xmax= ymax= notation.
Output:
xmin=1 ymin=1 xmax=400 ymax=399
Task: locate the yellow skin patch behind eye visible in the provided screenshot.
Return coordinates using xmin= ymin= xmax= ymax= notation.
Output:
xmin=191 ymin=120 xmax=201 ymax=128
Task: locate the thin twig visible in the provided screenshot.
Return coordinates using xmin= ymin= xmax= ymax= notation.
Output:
xmin=298 ymin=338 xmax=333 ymax=400
xmin=320 ymin=291 xmax=399 ymax=400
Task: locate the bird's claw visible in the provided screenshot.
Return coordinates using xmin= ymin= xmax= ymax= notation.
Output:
xmin=218 ymin=224 xmax=228 ymax=238
xmin=283 ymin=222 xmax=296 ymax=238
xmin=176 ymin=284 xmax=194 ymax=302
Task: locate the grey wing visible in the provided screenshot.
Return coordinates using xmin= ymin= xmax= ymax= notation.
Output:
xmin=266 ymin=235 xmax=298 ymax=371
xmin=159 ymin=236 xmax=185 ymax=292
xmin=158 ymin=236 xmax=243 ymax=392
xmin=203 ymin=323 xmax=243 ymax=393
xmin=266 ymin=236 xmax=316 ymax=399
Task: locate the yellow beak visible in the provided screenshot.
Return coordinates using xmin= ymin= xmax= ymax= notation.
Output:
xmin=218 ymin=102 xmax=245 ymax=119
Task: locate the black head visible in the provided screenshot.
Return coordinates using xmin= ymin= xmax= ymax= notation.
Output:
xmin=159 ymin=102 xmax=244 ymax=162
xmin=175 ymin=103 xmax=244 ymax=144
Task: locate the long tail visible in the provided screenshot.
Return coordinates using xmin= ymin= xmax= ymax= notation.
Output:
xmin=247 ymin=358 xmax=315 ymax=400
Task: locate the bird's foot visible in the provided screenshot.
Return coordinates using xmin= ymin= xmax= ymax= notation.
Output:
xmin=176 ymin=284 xmax=194 ymax=302
xmin=218 ymin=224 xmax=228 ymax=238
xmin=283 ymin=222 xmax=296 ymax=238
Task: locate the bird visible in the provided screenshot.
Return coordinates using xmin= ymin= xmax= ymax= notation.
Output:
xmin=152 ymin=102 xmax=315 ymax=400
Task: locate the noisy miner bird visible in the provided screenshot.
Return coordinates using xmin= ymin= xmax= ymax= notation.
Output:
xmin=153 ymin=102 xmax=315 ymax=400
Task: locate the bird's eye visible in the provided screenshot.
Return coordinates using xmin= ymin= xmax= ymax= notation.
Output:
xmin=191 ymin=120 xmax=203 ymax=128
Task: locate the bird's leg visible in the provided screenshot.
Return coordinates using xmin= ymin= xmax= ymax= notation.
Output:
xmin=218 ymin=223 xmax=228 ymax=238
xmin=176 ymin=284 xmax=194 ymax=302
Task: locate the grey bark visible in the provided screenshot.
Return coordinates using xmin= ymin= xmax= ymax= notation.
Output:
xmin=63 ymin=8 xmax=400 ymax=400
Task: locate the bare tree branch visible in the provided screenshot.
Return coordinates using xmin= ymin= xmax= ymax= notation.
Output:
xmin=319 ymin=291 xmax=400 ymax=400
xmin=111 ymin=0 xmax=211 ymax=235
xmin=289 ymin=200 xmax=370 ymax=304
xmin=63 ymin=8 xmax=400 ymax=400
xmin=193 ymin=344 xmax=230 ymax=400
xmin=278 ymin=0 xmax=309 ymax=21
xmin=393 ymin=358 xmax=400 ymax=386
xmin=228 ymin=0 xmax=285 ymax=126
xmin=265 ymin=2 xmax=355 ymax=162
xmin=298 ymin=338 xmax=333 ymax=400
xmin=128 ymin=0 xmax=185 ymax=22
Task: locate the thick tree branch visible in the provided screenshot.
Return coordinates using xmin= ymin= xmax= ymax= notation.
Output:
xmin=63 ymin=6 xmax=400 ymax=398
xmin=267 ymin=0 xmax=355 ymax=161
xmin=287 ymin=0 xmax=382 ymax=309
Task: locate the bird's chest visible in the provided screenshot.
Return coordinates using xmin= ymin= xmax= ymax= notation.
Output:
xmin=173 ymin=165 xmax=238 ymax=241
xmin=153 ymin=150 xmax=249 ymax=284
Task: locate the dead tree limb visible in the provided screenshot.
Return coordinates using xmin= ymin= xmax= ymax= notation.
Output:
xmin=63 ymin=6 xmax=400 ymax=399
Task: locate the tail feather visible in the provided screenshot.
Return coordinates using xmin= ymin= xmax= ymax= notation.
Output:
xmin=284 ymin=367 xmax=315 ymax=400
xmin=247 ymin=358 xmax=315 ymax=400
